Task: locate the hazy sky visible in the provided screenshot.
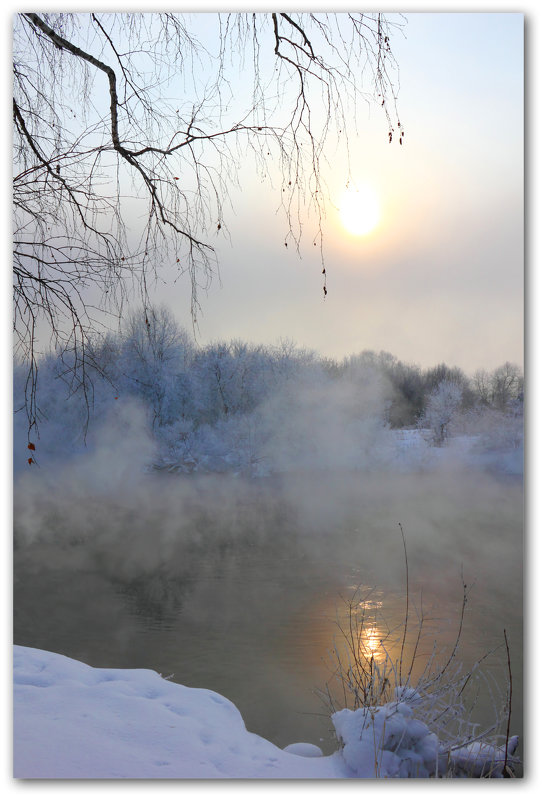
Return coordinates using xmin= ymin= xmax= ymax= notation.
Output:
xmin=148 ymin=11 xmax=524 ymax=373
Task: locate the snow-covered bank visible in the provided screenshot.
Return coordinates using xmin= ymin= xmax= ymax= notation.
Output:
xmin=13 ymin=647 xmax=519 ymax=779
xmin=13 ymin=646 xmax=345 ymax=779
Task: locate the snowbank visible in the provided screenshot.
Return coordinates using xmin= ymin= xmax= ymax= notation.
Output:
xmin=13 ymin=646 xmax=518 ymax=779
xmin=13 ymin=646 xmax=346 ymax=779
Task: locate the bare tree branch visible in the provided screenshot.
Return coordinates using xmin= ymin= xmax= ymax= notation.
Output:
xmin=12 ymin=11 xmax=405 ymax=437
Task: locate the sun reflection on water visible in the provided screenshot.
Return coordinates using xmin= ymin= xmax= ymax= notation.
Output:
xmin=355 ymin=596 xmax=388 ymax=663
xmin=360 ymin=622 xmax=384 ymax=661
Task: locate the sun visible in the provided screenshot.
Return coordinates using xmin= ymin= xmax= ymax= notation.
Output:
xmin=338 ymin=184 xmax=380 ymax=236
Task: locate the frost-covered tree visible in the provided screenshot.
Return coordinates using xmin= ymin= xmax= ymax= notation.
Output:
xmin=116 ymin=306 xmax=194 ymax=428
xmin=423 ymin=363 xmax=474 ymax=410
xmin=189 ymin=340 xmax=276 ymax=424
xmin=13 ymin=352 xmax=93 ymax=470
xmin=420 ymin=380 xmax=462 ymax=446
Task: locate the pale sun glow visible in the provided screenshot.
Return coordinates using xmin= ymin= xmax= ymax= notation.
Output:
xmin=339 ymin=185 xmax=380 ymax=236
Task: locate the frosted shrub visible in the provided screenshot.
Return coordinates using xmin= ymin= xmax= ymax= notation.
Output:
xmin=332 ymin=695 xmax=440 ymax=777
xmin=331 ymin=689 xmax=519 ymax=778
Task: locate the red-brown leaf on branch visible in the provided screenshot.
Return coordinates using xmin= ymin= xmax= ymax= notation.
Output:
xmin=28 ymin=457 xmax=33 ymax=465
xmin=28 ymin=442 xmax=35 ymax=450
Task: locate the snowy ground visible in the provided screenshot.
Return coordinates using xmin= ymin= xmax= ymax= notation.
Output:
xmin=13 ymin=646 xmax=519 ymax=781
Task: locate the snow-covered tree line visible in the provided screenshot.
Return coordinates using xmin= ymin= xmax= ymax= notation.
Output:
xmin=13 ymin=306 xmax=523 ymax=475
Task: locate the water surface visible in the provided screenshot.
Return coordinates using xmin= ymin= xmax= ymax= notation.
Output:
xmin=14 ymin=469 xmax=523 ymax=755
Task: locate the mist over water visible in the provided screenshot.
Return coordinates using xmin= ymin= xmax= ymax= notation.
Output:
xmin=13 ymin=399 xmax=523 ymax=750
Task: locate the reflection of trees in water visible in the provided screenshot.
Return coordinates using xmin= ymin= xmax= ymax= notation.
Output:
xmin=115 ymin=574 xmax=191 ymax=630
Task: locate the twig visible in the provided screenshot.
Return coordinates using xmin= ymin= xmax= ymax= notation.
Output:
xmin=502 ymin=629 xmax=513 ymax=777
xmin=398 ymin=522 xmax=409 ymax=682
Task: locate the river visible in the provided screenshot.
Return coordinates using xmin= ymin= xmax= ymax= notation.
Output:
xmin=13 ymin=467 xmax=523 ymax=761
